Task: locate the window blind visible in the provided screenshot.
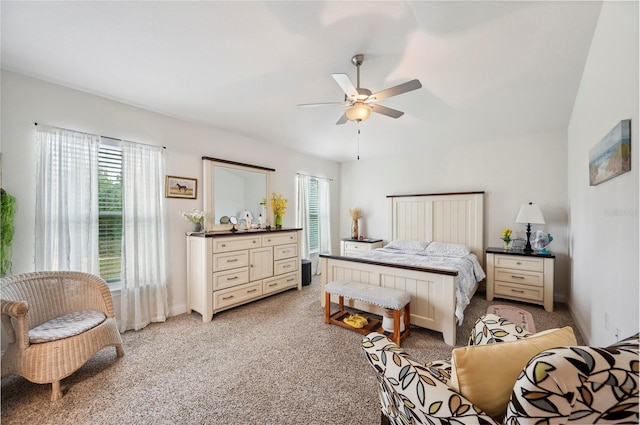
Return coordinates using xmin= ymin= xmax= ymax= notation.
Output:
xmin=309 ymin=179 xmax=319 ymax=251
xmin=98 ymin=143 xmax=122 ymax=284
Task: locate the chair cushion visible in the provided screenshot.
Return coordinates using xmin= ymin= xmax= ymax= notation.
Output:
xmin=450 ymin=326 xmax=577 ymax=420
xmin=29 ymin=310 xmax=107 ymax=343
xmin=468 ymin=313 xmax=532 ymax=345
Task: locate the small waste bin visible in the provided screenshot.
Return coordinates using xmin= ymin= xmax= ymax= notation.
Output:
xmin=301 ymin=259 xmax=312 ymax=286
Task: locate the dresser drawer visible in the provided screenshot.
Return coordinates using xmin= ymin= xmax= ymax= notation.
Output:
xmin=495 ymin=268 xmax=543 ymax=287
xmin=213 ymin=251 xmax=249 ymax=271
xmin=213 ymin=236 xmax=261 ymax=253
xmin=494 ymin=281 xmax=544 ymax=302
xmin=262 ymin=232 xmax=297 ymax=247
xmin=494 ymin=255 xmax=543 ymax=272
xmin=274 ymin=258 xmax=297 ymax=275
xmin=214 ymin=281 xmax=262 ymax=310
xmin=263 ymin=272 xmax=298 ymax=295
xmin=343 ymin=241 xmax=368 ymax=252
xmin=274 ymin=243 xmax=297 ymax=260
xmin=213 ymin=268 xmax=249 ymax=291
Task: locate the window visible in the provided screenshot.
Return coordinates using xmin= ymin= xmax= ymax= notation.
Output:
xmin=98 ymin=142 xmax=122 ymax=286
xmin=308 ymin=178 xmax=319 ymax=252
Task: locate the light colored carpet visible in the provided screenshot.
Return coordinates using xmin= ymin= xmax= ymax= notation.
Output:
xmin=1 ymin=277 xmax=582 ymax=424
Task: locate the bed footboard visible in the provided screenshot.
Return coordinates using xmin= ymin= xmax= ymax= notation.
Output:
xmin=320 ymin=255 xmax=458 ymax=346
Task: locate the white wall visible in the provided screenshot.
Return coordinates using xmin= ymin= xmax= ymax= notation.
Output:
xmin=340 ymin=129 xmax=571 ymax=300
xmin=567 ymin=1 xmax=639 ymax=346
xmin=1 ymin=70 xmax=340 ymax=320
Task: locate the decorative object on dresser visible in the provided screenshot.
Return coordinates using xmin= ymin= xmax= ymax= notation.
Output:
xmin=500 ymin=227 xmax=512 ymax=250
xmin=180 ymin=208 xmax=205 ymax=233
xmin=340 ymin=237 xmax=383 ymax=256
xmin=186 ymin=229 xmax=302 ymax=322
xmin=485 ymin=247 xmax=555 ymax=312
xmin=348 ymin=207 xmax=362 ymax=239
xmin=531 ymin=230 xmax=553 ymax=254
xmin=515 ymin=202 xmax=545 ymax=253
xmin=271 ymin=193 xmax=288 ymax=229
xmin=321 ymin=192 xmax=485 ymax=346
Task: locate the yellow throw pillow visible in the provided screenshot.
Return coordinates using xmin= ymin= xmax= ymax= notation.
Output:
xmin=450 ymin=326 xmax=576 ymax=420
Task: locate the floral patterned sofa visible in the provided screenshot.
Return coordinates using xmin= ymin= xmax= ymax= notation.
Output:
xmin=362 ymin=314 xmax=639 ymax=424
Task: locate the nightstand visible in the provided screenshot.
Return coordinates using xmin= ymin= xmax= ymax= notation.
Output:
xmin=485 ymin=247 xmax=555 ymax=312
xmin=340 ymin=238 xmax=383 ymax=257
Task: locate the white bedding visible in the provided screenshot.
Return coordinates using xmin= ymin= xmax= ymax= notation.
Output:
xmin=356 ymin=246 xmax=486 ymax=325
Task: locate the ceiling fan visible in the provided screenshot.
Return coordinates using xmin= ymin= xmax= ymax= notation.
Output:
xmin=298 ymin=54 xmax=422 ymax=125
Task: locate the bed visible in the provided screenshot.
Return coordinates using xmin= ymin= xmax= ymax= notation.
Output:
xmin=320 ymin=192 xmax=485 ymax=346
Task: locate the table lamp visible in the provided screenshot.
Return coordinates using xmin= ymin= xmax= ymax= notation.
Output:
xmin=515 ymin=202 xmax=545 ymax=253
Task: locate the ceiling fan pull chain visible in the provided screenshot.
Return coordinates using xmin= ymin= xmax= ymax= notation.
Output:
xmin=357 ymin=123 xmax=361 ymax=160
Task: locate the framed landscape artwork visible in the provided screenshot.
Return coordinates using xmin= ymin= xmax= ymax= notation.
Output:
xmin=165 ymin=175 xmax=197 ymax=199
xmin=589 ymin=119 xmax=631 ymax=186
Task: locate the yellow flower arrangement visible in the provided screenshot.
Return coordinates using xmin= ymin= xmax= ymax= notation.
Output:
xmin=271 ymin=193 xmax=288 ymax=217
xmin=348 ymin=208 xmax=363 ymax=220
xmin=501 ymin=228 xmax=513 ymax=243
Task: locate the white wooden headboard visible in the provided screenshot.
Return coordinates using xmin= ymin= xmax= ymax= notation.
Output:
xmin=388 ymin=192 xmax=485 ymax=266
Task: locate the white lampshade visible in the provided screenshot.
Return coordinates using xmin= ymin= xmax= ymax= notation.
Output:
xmin=515 ymin=203 xmax=545 ymax=224
xmin=345 ymin=103 xmax=372 ymax=122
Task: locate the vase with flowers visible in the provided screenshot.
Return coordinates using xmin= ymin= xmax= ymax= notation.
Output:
xmin=349 ymin=208 xmax=362 ymax=239
xmin=180 ymin=208 xmax=205 ymax=232
xmin=271 ymin=193 xmax=288 ymax=229
xmin=501 ymin=228 xmax=512 ymax=250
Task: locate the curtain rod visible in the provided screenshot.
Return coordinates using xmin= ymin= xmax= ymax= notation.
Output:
xmin=296 ymin=172 xmax=333 ymax=182
xmin=34 ymin=122 xmax=166 ymax=150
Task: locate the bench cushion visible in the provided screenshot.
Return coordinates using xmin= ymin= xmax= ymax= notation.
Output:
xmin=29 ymin=310 xmax=107 ymax=344
xmin=325 ymin=281 xmax=411 ymax=310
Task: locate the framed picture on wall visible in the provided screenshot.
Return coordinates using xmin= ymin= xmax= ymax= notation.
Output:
xmin=589 ymin=119 xmax=631 ymax=186
xmin=165 ymin=175 xmax=197 ymax=199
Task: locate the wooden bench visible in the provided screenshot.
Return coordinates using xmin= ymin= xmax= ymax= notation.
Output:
xmin=324 ymin=281 xmax=411 ymax=345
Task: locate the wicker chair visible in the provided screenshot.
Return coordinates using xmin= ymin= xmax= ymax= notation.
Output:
xmin=1 ymin=271 xmax=124 ymax=400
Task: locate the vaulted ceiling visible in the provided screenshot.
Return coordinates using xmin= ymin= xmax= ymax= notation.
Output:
xmin=1 ymin=1 xmax=602 ymax=162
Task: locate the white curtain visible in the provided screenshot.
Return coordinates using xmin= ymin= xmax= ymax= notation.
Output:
xmin=295 ymin=175 xmax=311 ymax=261
xmin=318 ymin=178 xmax=332 ymax=259
xmin=35 ymin=126 xmax=100 ymax=273
xmin=119 ymin=141 xmax=168 ymax=332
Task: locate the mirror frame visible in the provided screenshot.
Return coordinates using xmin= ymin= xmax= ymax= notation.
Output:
xmin=202 ymin=157 xmax=274 ymax=231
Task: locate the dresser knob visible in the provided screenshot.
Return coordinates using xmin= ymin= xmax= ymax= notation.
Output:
xmin=516 ymin=261 xmax=521 ymax=265
xmin=221 ymin=243 xmax=226 ymax=247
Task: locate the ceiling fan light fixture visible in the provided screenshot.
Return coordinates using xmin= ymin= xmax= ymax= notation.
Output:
xmin=345 ymin=103 xmax=372 ymax=122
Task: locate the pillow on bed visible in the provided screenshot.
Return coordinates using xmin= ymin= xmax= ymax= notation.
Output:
xmin=422 ymin=242 xmax=470 ymax=257
xmin=384 ymin=240 xmax=430 ymax=251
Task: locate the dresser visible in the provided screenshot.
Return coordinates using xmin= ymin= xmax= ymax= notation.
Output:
xmin=485 ymin=247 xmax=555 ymax=312
xmin=187 ymin=228 xmax=302 ymax=322
xmin=340 ymin=238 xmax=384 ymax=257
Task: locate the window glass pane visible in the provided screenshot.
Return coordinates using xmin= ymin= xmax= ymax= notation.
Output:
xmin=98 ymin=143 xmax=122 ymax=286
xmin=309 ymin=179 xmax=319 ymax=251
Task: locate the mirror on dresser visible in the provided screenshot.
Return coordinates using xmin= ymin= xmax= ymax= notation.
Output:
xmin=202 ymin=157 xmax=274 ymax=231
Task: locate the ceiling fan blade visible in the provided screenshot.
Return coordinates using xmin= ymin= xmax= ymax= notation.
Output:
xmin=332 ymin=73 xmax=358 ymax=98
xmin=297 ymin=101 xmax=345 ymax=107
xmin=371 ymin=104 xmax=404 ymax=119
xmin=336 ymin=112 xmax=349 ymax=125
xmin=370 ymin=79 xmax=422 ymax=102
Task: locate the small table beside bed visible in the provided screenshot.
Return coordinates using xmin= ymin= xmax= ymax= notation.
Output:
xmin=320 ymin=192 xmax=485 ymax=346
